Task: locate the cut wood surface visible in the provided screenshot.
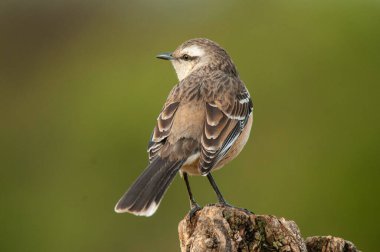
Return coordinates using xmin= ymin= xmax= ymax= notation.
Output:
xmin=178 ymin=204 xmax=360 ymax=252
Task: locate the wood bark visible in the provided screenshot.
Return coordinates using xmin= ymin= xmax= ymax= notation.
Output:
xmin=178 ymin=205 xmax=360 ymax=252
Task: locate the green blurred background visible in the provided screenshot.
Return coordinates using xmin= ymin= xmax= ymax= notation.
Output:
xmin=1 ymin=0 xmax=379 ymax=251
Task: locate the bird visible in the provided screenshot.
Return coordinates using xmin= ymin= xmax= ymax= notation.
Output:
xmin=114 ymin=38 xmax=253 ymax=217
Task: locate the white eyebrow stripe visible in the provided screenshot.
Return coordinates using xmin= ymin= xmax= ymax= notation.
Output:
xmin=183 ymin=45 xmax=205 ymax=57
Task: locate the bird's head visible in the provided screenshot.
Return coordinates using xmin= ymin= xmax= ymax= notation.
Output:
xmin=157 ymin=38 xmax=237 ymax=81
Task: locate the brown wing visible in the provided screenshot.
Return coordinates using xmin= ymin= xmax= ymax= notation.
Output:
xmin=200 ymin=89 xmax=253 ymax=175
xmin=147 ymin=102 xmax=180 ymax=162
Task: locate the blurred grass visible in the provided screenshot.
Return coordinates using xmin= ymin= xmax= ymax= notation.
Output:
xmin=0 ymin=0 xmax=379 ymax=251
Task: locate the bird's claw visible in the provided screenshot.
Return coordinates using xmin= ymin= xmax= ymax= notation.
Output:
xmin=188 ymin=203 xmax=202 ymax=222
xmin=216 ymin=201 xmax=255 ymax=215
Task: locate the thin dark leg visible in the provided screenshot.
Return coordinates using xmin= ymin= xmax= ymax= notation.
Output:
xmin=207 ymin=173 xmax=229 ymax=205
xmin=183 ymin=172 xmax=198 ymax=207
xmin=207 ymin=173 xmax=254 ymax=214
xmin=183 ymin=172 xmax=201 ymax=220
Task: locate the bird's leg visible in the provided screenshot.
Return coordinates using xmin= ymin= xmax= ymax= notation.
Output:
xmin=183 ymin=172 xmax=202 ymax=220
xmin=206 ymin=173 xmax=231 ymax=206
xmin=207 ymin=173 xmax=254 ymax=214
xmin=184 ymin=172 xmax=199 ymax=207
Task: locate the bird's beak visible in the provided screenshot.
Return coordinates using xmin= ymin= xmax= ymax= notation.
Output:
xmin=156 ymin=52 xmax=174 ymax=60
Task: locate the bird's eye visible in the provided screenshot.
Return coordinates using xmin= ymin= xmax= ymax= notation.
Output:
xmin=182 ymin=54 xmax=190 ymax=61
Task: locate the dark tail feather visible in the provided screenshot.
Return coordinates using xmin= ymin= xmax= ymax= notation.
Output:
xmin=114 ymin=157 xmax=184 ymax=216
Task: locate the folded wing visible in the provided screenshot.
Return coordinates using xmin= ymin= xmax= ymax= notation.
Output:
xmin=200 ymin=88 xmax=253 ymax=175
xmin=147 ymin=101 xmax=180 ymax=162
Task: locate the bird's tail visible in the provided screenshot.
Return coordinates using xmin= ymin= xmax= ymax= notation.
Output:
xmin=114 ymin=157 xmax=184 ymax=216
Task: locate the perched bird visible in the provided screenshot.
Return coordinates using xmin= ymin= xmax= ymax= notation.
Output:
xmin=115 ymin=38 xmax=253 ymax=216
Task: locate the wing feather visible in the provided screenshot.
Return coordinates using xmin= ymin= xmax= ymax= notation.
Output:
xmin=200 ymin=87 xmax=253 ymax=175
xmin=147 ymin=102 xmax=180 ymax=162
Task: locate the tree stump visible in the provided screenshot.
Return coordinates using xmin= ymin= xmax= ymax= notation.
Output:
xmin=305 ymin=236 xmax=359 ymax=252
xmin=178 ymin=205 xmax=360 ymax=252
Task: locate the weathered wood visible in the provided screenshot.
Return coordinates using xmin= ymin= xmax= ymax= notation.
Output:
xmin=178 ymin=205 xmax=360 ymax=252
xmin=305 ymin=236 xmax=359 ymax=252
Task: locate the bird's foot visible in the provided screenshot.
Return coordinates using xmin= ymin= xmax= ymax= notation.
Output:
xmin=214 ymin=201 xmax=255 ymax=215
xmin=188 ymin=202 xmax=202 ymax=222
xmin=238 ymin=207 xmax=255 ymax=215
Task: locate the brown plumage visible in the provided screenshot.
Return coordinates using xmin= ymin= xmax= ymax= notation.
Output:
xmin=115 ymin=38 xmax=253 ymax=216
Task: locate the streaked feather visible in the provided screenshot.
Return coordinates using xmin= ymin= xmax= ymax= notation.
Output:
xmin=148 ymin=101 xmax=180 ymax=162
xmin=200 ymin=77 xmax=253 ymax=175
